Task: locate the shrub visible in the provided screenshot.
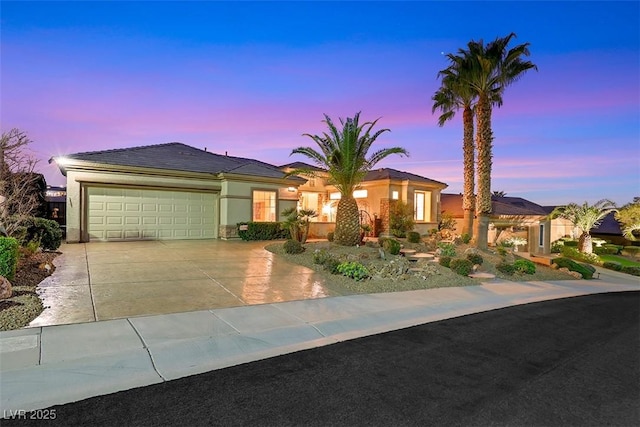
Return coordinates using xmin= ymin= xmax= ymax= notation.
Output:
xmin=438 ymin=256 xmax=452 ymax=268
xmin=496 ymin=246 xmax=509 ymax=257
xmin=466 ymin=253 xmax=484 ymax=266
xmin=389 ymin=201 xmax=414 ymax=238
xmin=327 ymin=232 xmax=334 ymax=242
xmin=283 ymin=239 xmax=304 ymax=254
xmin=552 ymin=257 xmax=593 ymax=279
xmin=324 ymin=257 xmax=342 ymax=274
xmin=603 ymin=244 xmax=622 ymax=255
xmin=513 ymin=259 xmax=536 ymax=275
xmin=238 ymin=222 xmax=289 ymax=241
xmin=594 ymin=246 xmax=619 ymax=255
xmin=496 ymin=262 xmax=516 ymax=275
xmin=437 ymin=242 xmax=456 ymax=257
xmin=602 ymin=261 xmax=622 ymax=271
xmin=580 ymin=263 xmax=596 ymax=274
xmin=0 ymin=237 xmax=20 ymax=280
xmin=383 ymin=238 xmax=401 ymax=255
xmin=8 ymin=217 xmax=63 ymax=251
xmin=407 ymin=231 xmax=421 ymax=243
xmin=449 ymin=258 xmax=473 ymax=276
xmin=336 ymin=261 xmax=370 ymax=281
xmin=622 ymin=246 xmax=640 ymax=258
xmin=560 ymin=246 xmax=601 ymax=265
xmin=461 ymin=233 xmax=471 ymax=244
xmin=621 ymin=266 xmax=640 ymax=276
xmin=563 ymin=240 xmax=578 ymax=247
xmin=551 ymin=240 xmax=564 ymax=254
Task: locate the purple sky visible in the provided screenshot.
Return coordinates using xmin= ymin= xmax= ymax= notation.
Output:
xmin=2 ymin=1 xmax=639 ymax=207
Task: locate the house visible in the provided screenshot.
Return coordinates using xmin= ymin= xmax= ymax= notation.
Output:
xmin=280 ymin=163 xmax=448 ymax=238
xmin=441 ymin=193 xmax=552 ymax=255
xmin=50 ymin=143 xmax=304 ymax=242
xmin=542 ymin=207 xmax=628 ymax=246
xmin=45 ymin=185 xmax=67 ymax=236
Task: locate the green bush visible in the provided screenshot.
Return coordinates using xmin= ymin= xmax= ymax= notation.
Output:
xmin=466 ymin=253 xmax=483 ymax=266
xmin=496 ymin=262 xmax=516 ymax=275
xmin=238 ymin=222 xmax=288 ymax=241
xmin=461 ymin=233 xmax=471 ymax=244
xmin=438 ymin=256 xmax=452 ymax=268
xmin=383 ymin=238 xmax=401 ymax=255
xmin=449 ymin=258 xmax=473 ymax=276
xmin=389 ymin=201 xmax=415 ymax=239
xmin=563 ymin=240 xmax=578 ymax=247
xmin=407 ymin=231 xmax=421 ymax=243
xmin=552 ymin=257 xmax=593 ymax=279
xmin=621 ymin=266 xmax=640 ymax=276
xmin=622 ymin=246 xmax=640 ymax=258
xmin=594 ymin=246 xmax=619 ymax=255
xmin=604 ymin=244 xmax=622 ymax=254
xmin=560 ymin=246 xmax=601 ymax=265
xmin=496 ymin=246 xmax=509 ymax=257
xmin=580 ymin=263 xmax=596 ymax=274
xmin=602 ymin=261 xmax=622 ymax=271
xmin=327 ymin=232 xmax=334 ymax=242
xmin=312 ymin=249 xmax=341 ymax=273
xmin=336 ymin=261 xmax=370 ymax=281
xmin=9 ymin=217 xmax=63 ymax=251
xmin=0 ymin=237 xmax=20 ymax=280
xmin=513 ymin=259 xmax=536 ymax=275
xmin=283 ymin=239 xmax=304 ymax=254
xmin=437 ymin=242 xmax=456 ymax=257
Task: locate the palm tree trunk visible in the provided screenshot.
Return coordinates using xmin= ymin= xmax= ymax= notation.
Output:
xmin=475 ymin=95 xmax=493 ymax=250
xmin=334 ymin=196 xmax=360 ymax=246
xmin=462 ymin=105 xmax=475 ymax=237
xmin=579 ymin=232 xmax=593 ymax=254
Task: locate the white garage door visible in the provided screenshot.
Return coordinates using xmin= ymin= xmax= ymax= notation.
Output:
xmin=88 ymin=187 xmax=216 ymax=241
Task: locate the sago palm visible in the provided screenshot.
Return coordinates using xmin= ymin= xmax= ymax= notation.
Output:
xmin=432 ymin=60 xmax=477 ymax=238
xmin=289 ymin=112 xmax=408 ymax=246
xmin=550 ymin=199 xmax=617 ymax=253
xmin=461 ymin=33 xmax=537 ymax=249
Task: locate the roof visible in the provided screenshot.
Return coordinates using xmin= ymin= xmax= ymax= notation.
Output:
xmin=591 ymin=212 xmax=622 ymax=235
xmin=53 ymin=142 xmax=303 ymax=181
xmin=280 ymin=163 xmax=447 ymax=187
xmin=441 ymin=193 xmax=548 ymax=217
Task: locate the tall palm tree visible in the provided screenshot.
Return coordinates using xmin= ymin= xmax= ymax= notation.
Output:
xmin=289 ymin=112 xmax=408 ymax=246
xmin=550 ymin=200 xmax=617 ymax=253
xmin=432 ymin=62 xmax=477 ymax=238
xmin=463 ymin=33 xmax=537 ymax=249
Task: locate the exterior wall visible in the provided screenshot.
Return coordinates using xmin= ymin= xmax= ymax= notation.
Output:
xmin=550 ymin=217 xmax=575 ymax=243
xmin=308 ymin=222 xmax=336 ymax=238
xmin=529 ymin=219 xmax=552 ymax=255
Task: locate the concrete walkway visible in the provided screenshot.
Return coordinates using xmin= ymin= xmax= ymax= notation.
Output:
xmin=2 ymin=264 xmax=638 ymax=414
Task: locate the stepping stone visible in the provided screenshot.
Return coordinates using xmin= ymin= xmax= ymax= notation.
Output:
xmin=399 ymin=249 xmax=417 ymax=255
xmin=469 ymin=272 xmax=496 ymax=279
xmin=408 ymin=253 xmax=434 ymax=261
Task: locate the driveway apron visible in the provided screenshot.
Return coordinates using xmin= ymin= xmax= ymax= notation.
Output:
xmin=29 ymin=240 xmax=340 ymax=327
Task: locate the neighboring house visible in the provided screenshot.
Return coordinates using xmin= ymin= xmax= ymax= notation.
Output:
xmin=45 ymin=185 xmax=67 ymax=236
xmin=280 ymin=163 xmax=448 ymax=237
xmin=441 ymin=193 xmax=552 ymax=255
xmin=542 ymin=207 xmax=627 ymax=246
xmin=50 ymin=143 xmax=304 ymax=242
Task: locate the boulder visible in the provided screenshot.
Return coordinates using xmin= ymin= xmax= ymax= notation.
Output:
xmin=0 ymin=276 xmax=12 ymax=300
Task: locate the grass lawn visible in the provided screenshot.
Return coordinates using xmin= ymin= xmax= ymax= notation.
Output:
xmin=599 ymin=254 xmax=640 ymax=267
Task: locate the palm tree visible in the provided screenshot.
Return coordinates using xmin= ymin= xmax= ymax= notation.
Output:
xmin=289 ymin=112 xmax=408 ymax=246
xmin=462 ymin=33 xmax=537 ymax=249
xmin=550 ymin=200 xmax=617 ymax=253
xmin=432 ymin=62 xmax=477 ymax=238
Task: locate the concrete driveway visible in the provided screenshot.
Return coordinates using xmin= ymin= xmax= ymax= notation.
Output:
xmin=29 ymin=240 xmax=340 ymax=327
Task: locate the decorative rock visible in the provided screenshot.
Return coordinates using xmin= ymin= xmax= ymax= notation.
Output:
xmin=468 ymin=272 xmax=496 ymax=279
xmin=408 ymin=253 xmax=434 ymax=261
xmin=399 ymin=249 xmax=417 ymax=256
xmin=0 ymin=276 xmax=12 ymax=300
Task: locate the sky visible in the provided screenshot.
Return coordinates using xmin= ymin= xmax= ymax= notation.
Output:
xmin=2 ymin=0 xmax=639 ymax=207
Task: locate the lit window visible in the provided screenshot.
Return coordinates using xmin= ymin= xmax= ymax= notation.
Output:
xmin=253 ymin=190 xmax=276 ymax=222
xmin=353 ymin=189 xmax=368 ymax=199
xmin=329 ymin=192 xmax=341 ymax=200
xmin=392 ymin=191 xmax=399 ymax=200
xmin=414 ymin=191 xmax=431 ymax=222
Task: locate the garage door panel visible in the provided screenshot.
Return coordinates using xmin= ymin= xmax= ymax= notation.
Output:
xmin=88 ymin=187 xmax=216 ymax=241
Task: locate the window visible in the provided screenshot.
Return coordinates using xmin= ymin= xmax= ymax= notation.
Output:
xmin=539 ymin=224 xmax=545 ymax=247
xmin=353 ymin=189 xmax=367 ymax=199
xmin=253 ymin=190 xmax=276 ymax=222
xmin=414 ymin=191 xmax=431 ymax=222
xmin=392 ymin=191 xmax=399 ymax=200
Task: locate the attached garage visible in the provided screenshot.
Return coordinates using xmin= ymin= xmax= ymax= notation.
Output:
xmin=87 ymin=186 xmax=217 ymax=241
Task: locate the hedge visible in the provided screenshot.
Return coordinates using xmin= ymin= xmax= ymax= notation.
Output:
xmin=0 ymin=237 xmax=20 ymax=280
xmin=552 ymin=257 xmax=594 ymax=279
xmin=237 ymin=222 xmax=289 ymax=241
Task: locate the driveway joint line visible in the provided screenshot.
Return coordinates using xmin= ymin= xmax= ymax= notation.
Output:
xmin=84 ymin=244 xmax=98 ymax=322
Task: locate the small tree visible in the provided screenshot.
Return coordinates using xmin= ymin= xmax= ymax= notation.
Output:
xmin=1 ymin=129 xmax=46 ymax=236
xmin=281 ymin=207 xmax=318 ymax=244
xmin=549 ymin=200 xmax=617 ymax=254
xmin=615 ymin=198 xmax=640 ymax=241
xmin=389 ymin=201 xmax=414 ymax=238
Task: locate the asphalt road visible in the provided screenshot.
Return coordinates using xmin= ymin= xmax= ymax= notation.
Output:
xmin=6 ymin=291 xmax=639 ymax=426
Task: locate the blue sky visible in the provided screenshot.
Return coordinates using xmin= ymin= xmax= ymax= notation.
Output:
xmin=2 ymin=1 xmax=639 ymax=206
